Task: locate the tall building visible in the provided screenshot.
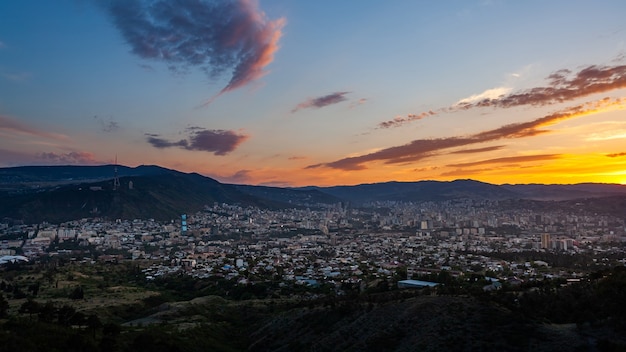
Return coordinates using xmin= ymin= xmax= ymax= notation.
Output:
xmin=541 ymin=233 xmax=551 ymax=249
xmin=181 ymin=214 xmax=188 ymax=235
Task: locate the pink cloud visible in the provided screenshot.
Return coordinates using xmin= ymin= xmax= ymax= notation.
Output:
xmin=0 ymin=115 xmax=67 ymax=140
xmin=288 ymin=155 xmax=308 ymax=161
xmin=312 ymin=97 xmax=622 ymax=171
xmin=377 ymin=61 xmax=626 ymax=129
xmin=456 ymin=64 xmax=626 ymax=110
xmin=104 ymin=0 xmax=285 ymax=105
xmin=37 ymin=151 xmax=98 ymax=164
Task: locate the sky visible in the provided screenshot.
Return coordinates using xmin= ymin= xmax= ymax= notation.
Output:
xmin=1 ymin=0 xmax=626 ymax=187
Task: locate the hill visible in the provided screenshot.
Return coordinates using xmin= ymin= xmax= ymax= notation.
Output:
xmin=2 ymin=164 xmax=626 ymax=223
xmin=306 ymin=179 xmax=520 ymax=203
xmin=233 ymin=184 xmax=342 ymax=206
xmin=502 ymin=183 xmax=626 ymax=200
xmin=0 ymin=166 xmax=276 ymax=223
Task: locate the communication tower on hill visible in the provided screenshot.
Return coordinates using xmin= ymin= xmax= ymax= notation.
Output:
xmin=113 ymin=155 xmax=121 ymax=191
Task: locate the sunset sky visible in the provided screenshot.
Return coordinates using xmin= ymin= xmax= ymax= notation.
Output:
xmin=1 ymin=0 xmax=626 ymax=186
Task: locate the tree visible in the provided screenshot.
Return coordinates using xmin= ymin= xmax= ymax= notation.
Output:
xmin=38 ymin=301 xmax=56 ymax=323
xmin=102 ymin=322 xmax=121 ymax=337
xmin=19 ymin=298 xmax=41 ymax=320
xmin=28 ymin=282 xmax=40 ymax=297
xmin=12 ymin=284 xmax=26 ymax=299
xmin=0 ymin=294 xmax=9 ymax=318
xmin=86 ymin=314 xmax=102 ymax=338
xmin=69 ymin=286 xmax=84 ymax=300
xmin=57 ymin=304 xmax=77 ymax=326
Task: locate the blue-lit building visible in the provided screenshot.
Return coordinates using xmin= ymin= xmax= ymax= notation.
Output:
xmin=397 ymin=279 xmax=438 ymax=289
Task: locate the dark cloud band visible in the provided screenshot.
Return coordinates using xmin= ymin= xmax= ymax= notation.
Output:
xmin=146 ymin=129 xmax=249 ymax=155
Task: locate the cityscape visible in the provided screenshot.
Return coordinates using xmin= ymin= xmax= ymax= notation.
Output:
xmin=2 ymin=0 xmax=626 ymax=350
xmin=1 ymin=175 xmax=625 ymax=350
xmin=4 ymin=197 xmax=625 ymax=290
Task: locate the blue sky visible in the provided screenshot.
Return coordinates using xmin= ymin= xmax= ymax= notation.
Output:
xmin=1 ymin=0 xmax=626 ymax=186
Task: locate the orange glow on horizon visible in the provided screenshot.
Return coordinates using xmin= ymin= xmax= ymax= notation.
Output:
xmin=193 ymin=156 xmax=626 ymax=187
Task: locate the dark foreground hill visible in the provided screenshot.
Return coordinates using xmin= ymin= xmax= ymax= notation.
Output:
xmin=3 ymin=292 xmax=623 ymax=352
xmin=1 ymin=261 xmax=625 ymax=351
xmin=249 ymin=295 xmax=543 ymax=352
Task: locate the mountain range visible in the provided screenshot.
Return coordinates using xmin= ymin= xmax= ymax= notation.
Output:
xmin=1 ymin=164 xmax=625 ymax=224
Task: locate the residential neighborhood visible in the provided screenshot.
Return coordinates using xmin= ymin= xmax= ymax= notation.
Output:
xmin=3 ymin=198 xmax=624 ymax=294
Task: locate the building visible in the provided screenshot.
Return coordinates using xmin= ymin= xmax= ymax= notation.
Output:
xmin=397 ymin=279 xmax=439 ymax=289
xmin=541 ymin=233 xmax=551 ymax=249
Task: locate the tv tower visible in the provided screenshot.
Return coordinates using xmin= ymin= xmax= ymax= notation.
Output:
xmin=113 ymin=155 xmax=121 ymax=191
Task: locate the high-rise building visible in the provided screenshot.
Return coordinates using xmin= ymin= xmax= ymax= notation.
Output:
xmin=541 ymin=233 xmax=551 ymax=249
xmin=181 ymin=214 xmax=187 ymax=235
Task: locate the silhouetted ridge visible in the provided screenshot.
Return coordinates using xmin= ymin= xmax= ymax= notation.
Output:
xmin=1 ymin=164 xmax=626 ymax=223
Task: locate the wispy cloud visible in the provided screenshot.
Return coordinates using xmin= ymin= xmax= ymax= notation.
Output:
xmin=138 ymin=63 xmax=155 ymax=72
xmin=446 ymin=154 xmax=561 ymax=168
xmin=607 ymin=152 xmax=626 ymax=158
xmin=449 ymin=145 xmax=505 ymax=154
xmin=586 ymin=130 xmax=626 ymax=141
xmin=1 ymin=70 xmax=32 ymax=82
xmin=292 ymin=91 xmax=350 ymax=113
xmin=102 ymin=0 xmax=285 ymax=104
xmin=378 ymin=62 xmax=626 ymax=129
xmin=378 ymin=110 xmax=437 ymax=129
xmin=438 ymin=167 xmax=503 ymax=177
xmin=146 ymin=128 xmax=249 ymax=155
xmin=349 ymin=98 xmax=368 ymax=109
xmin=456 ymin=64 xmax=626 ymax=110
xmin=259 ymin=179 xmax=293 ymax=187
xmin=0 ymin=149 xmax=100 ymax=166
xmin=217 ymin=169 xmax=252 ymax=184
xmin=311 ymin=97 xmax=625 ymax=171
xmin=0 ymin=149 xmax=35 ymax=166
xmin=455 ymin=86 xmax=512 ymax=105
xmin=37 ymin=151 xmax=98 ymax=164
xmin=93 ymin=115 xmax=120 ymax=132
xmin=0 ymin=115 xmax=67 ymax=140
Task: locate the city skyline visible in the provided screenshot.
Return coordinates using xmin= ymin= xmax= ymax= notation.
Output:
xmin=1 ymin=0 xmax=626 ymax=186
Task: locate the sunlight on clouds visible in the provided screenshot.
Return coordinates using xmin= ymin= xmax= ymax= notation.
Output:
xmin=586 ymin=130 xmax=626 ymax=141
xmin=345 ymin=147 xmax=383 ymax=158
xmin=455 ymin=87 xmax=512 ymax=105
